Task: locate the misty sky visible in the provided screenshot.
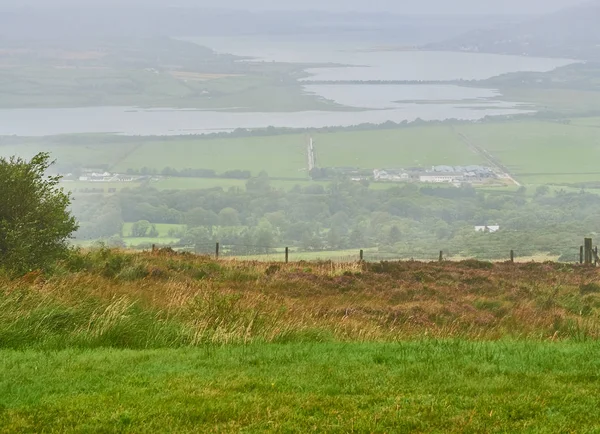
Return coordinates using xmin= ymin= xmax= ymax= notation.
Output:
xmin=0 ymin=0 xmax=590 ymax=14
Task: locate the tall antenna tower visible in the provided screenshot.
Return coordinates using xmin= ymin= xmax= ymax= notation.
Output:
xmin=307 ymin=136 xmax=316 ymax=172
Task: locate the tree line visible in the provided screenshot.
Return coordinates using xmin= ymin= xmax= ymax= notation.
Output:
xmin=72 ymin=173 xmax=600 ymax=261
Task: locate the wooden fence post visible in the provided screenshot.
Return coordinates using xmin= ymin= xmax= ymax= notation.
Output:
xmin=580 ymin=246 xmax=584 ymax=264
xmin=152 ymin=244 xmax=156 ymax=254
xmin=585 ymin=238 xmax=593 ymax=265
xmin=359 ymin=250 xmax=364 ymax=262
xmin=439 ymin=251 xmax=443 ymax=262
xmin=216 ymin=242 xmax=220 ymax=259
xmin=510 ymin=250 xmax=514 ymax=264
xmin=285 ymin=247 xmax=289 ymax=264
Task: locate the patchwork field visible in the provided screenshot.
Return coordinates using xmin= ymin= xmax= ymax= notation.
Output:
xmin=6 ymin=118 xmax=600 ymax=191
xmin=0 ymin=37 xmax=338 ymax=112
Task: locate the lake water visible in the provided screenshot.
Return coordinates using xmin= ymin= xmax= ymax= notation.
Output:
xmin=187 ymin=36 xmax=575 ymax=82
xmin=0 ymin=104 xmax=532 ymax=137
xmin=304 ymin=84 xmax=502 ymax=109
xmin=301 ymin=51 xmax=574 ymax=82
xmin=0 ymin=37 xmax=575 ymax=136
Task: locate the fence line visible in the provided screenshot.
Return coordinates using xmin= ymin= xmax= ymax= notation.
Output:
xmin=149 ymin=239 xmax=597 ymax=265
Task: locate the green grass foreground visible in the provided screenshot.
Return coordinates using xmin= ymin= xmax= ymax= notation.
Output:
xmin=2 ymin=341 xmax=600 ymax=432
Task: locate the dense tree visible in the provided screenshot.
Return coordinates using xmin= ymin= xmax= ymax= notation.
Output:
xmin=535 ymin=185 xmax=551 ymax=197
xmin=389 ymin=225 xmax=402 ymax=244
xmin=254 ymin=225 xmax=276 ymax=250
xmin=219 ymin=208 xmax=241 ymax=227
xmin=326 ymin=228 xmax=344 ymax=250
xmin=181 ymin=227 xmax=214 ymax=252
xmin=0 ymin=153 xmax=78 ymax=275
xmin=246 ymin=171 xmax=271 ymax=193
xmin=185 ymin=207 xmax=219 ymax=228
xmin=131 ymin=220 xmax=152 ymax=237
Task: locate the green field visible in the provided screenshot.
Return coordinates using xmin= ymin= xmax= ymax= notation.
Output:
xmin=108 ymin=120 xmax=600 ymax=188
xmin=457 ymin=120 xmax=600 ymax=185
xmin=122 ymin=223 xmax=184 ymax=238
xmin=120 ymin=223 xmax=185 ymax=248
xmin=123 ymin=237 xmax=181 ymax=247
xmin=2 ymin=341 xmax=600 ymax=432
xmin=4 ymin=126 xmax=484 ymax=177
xmin=314 ymin=126 xmax=484 ymax=169
xmin=114 ymin=135 xmax=309 ymax=179
xmin=8 ymin=118 xmax=600 ymax=190
xmin=0 ymin=137 xmax=137 ymax=169
xmin=237 ymin=248 xmax=367 ymax=262
xmin=569 ymin=117 xmax=600 ymax=128
xmin=498 ymin=87 xmax=600 ymax=113
xmin=113 ymin=126 xmax=485 ymax=179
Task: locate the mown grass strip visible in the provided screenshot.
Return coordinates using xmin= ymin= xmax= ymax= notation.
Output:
xmin=1 ymin=341 xmax=600 ymax=432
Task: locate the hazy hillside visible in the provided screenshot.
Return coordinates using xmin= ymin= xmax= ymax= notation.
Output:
xmin=429 ymin=1 xmax=600 ymax=60
xmin=0 ymin=6 xmax=517 ymax=45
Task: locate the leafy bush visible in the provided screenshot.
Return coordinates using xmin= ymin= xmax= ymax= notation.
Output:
xmin=0 ymin=153 xmax=78 ymax=276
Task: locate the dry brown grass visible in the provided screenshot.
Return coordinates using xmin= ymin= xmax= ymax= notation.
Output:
xmin=3 ymin=250 xmax=600 ymax=348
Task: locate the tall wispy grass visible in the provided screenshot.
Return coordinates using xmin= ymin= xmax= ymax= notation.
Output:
xmin=2 ymin=248 xmax=600 ymax=349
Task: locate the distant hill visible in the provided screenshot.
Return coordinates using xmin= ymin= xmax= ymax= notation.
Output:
xmin=0 ymin=7 xmax=513 ymax=46
xmin=428 ymin=1 xmax=600 ymax=60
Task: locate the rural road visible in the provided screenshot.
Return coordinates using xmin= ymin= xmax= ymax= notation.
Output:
xmin=454 ymin=129 xmax=521 ymax=187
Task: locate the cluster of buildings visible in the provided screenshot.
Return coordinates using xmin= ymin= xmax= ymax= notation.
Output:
xmin=61 ymin=170 xmax=141 ymax=183
xmin=475 ymin=225 xmax=500 ymax=233
xmin=77 ymin=171 xmax=140 ymax=183
xmin=373 ymin=165 xmax=497 ymax=185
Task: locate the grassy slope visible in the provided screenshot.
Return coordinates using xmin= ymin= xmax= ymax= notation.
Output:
xmin=2 ymin=341 xmax=600 ymax=432
xmin=3 ymin=251 xmax=600 ymax=431
xmin=3 ymin=250 xmax=600 ymax=348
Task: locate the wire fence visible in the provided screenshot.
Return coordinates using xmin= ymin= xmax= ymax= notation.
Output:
xmin=149 ymin=242 xmax=592 ymax=265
